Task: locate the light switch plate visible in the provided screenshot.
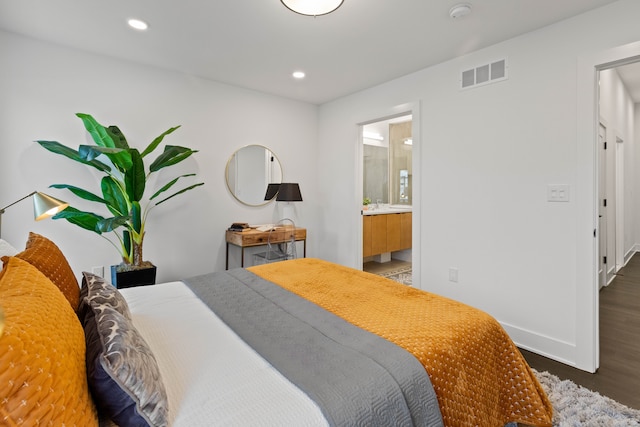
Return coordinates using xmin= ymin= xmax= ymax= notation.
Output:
xmin=547 ymin=184 xmax=570 ymax=202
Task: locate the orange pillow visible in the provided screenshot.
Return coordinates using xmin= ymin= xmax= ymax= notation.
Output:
xmin=13 ymin=232 xmax=80 ymax=310
xmin=0 ymin=257 xmax=98 ymax=426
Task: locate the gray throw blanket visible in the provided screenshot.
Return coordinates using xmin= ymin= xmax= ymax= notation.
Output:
xmin=183 ymin=268 xmax=443 ymax=427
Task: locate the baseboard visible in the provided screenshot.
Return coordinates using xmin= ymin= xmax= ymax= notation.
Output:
xmin=391 ymin=249 xmax=411 ymax=262
xmin=606 ymin=265 xmax=617 ymax=286
xmin=624 ymin=247 xmax=638 ymax=265
xmin=500 ymin=321 xmax=579 ymax=369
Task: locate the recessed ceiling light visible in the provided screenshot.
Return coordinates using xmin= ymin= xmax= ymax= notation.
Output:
xmin=449 ymin=3 xmax=472 ymax=19
xmin=292 ymin=71 xmax=306 ymax=79
xmin=127 ymin=18 xmax=149 ymax=31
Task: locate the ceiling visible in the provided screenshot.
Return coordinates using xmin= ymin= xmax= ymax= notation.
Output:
xmin=0 ymin=0 xmax=627 ymax=104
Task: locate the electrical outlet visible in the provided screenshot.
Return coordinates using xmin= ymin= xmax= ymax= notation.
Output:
xmin=449 ymin=268 xmax=459 ymax=283
xmin=91 ymin=266 xmax=104 ymax=278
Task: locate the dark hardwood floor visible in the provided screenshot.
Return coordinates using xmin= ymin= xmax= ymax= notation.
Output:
xmin=521 ymin=253 xmax=640 ymax=410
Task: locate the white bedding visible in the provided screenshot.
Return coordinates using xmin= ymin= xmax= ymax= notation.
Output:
xmin=119 ymin=281 xmax=329 ymax=427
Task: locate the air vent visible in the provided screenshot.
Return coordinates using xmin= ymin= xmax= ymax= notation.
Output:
xmin=460 ymin=59 xmax=508 ymax=89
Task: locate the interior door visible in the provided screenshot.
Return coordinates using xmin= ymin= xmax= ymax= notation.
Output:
xmin=598 ymin=122 xmax=607 ymax=289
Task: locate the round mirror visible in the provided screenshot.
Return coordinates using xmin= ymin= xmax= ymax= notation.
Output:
xmin=225 ymin=145 xmax=283 ymax=206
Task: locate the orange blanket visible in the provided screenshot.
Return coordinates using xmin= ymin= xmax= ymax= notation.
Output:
xmin=249 ymin=258 xmax=553 ymax=427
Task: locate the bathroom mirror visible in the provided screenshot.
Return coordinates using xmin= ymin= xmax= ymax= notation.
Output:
xmin=225 ymin=145 xmax=283 ymax=206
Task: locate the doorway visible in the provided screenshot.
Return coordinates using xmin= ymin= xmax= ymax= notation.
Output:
xmin=577 ymin=41 xmax=640 ymax=372
xmin=596 ymin=62 xmax=637 ymax=374
xmin=357 ymin=109 xmax=420 ymax=287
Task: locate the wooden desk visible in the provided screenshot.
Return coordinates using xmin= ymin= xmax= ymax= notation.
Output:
xmin=226 ymin=227 xmax=307 ymax=269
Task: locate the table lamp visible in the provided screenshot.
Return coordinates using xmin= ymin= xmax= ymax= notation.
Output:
xmin=0 ymin=191 xmax=69 ymax=239
xmin=276 ymin=183 xmax=302 ymax=221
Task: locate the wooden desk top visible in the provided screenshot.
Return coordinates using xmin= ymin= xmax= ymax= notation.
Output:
xmin=226 ymin=227 xmax=306 ymax=248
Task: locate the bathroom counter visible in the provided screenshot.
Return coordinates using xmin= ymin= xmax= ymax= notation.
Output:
xmin=362 ymin=206 xmax=412 ymax=215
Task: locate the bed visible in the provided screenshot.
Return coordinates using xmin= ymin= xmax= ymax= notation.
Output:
xmin=0 ymin=233 xmax=553 ymax=427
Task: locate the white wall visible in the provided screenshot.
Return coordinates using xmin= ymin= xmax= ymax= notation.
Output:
xmin=0 ymin=30 xmax=320 ymax=283
xmin=316 ymin=0 xmax=640 ymax=370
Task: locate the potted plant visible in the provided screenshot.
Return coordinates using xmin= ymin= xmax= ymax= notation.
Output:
xmin=362 ymin=197 xmax=371 ymax=210
xmin=37 ymin=113 xmax=204 ymax=287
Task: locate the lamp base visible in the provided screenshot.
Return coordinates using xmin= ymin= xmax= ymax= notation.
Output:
xmin=282 ymin=203 xmax=295 ymax=223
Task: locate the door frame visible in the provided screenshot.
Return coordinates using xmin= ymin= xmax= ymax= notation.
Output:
xmin=614 ymin=132 xmax=625 ymax=273
xmin=576 ymin=40 xmax=640 ymax=372
xmin=598 ymin=121 xmax=607 ymax=290
xmin=355 ymin=101 xmax=422 ymax=287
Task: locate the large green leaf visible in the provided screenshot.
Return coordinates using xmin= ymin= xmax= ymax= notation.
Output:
xmin=79 ymin=145 xmax=133 ymax=172
xmin=140 ymin=126 xmax=181 ymax=158
xmin=149 ymin=174 xmax=195 ymax=200
xmin=124 ymin=149 xmax=145 ymax=201
xmin=123 ymin=229 xmax=132 ymax=262
xmin=100 ymin=176 xmax=129 ymax=217
xmin=131 ymin=201 xmax=142 ymax=234
xmin=149 ymin=145 xmax=198 ymax=172
xmin=154 ymin=182 xmax=205 ymax=206
xmin=52 ymin=207 xmax=104 ymax=234
xmin=76 ymin=113 xmax=116 ymax=148
xmin=36 ymin=140 xmax=111 ymax=173
xmin=96 ymin=216 xmax=130 ymax=233
xmin=106 ymin=125 xmax=129 ymax=149
xmin=49 ymin=184 xmax=106 ymax=204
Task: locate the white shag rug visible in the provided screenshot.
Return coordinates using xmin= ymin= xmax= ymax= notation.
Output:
xmin=534 ymin=369 xmax=640 ymax=426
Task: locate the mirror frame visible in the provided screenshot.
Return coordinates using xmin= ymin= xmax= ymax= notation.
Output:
xmin=225 ymin=144 xmax=283 ymax=207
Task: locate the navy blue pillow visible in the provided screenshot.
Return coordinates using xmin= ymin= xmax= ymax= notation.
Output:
xmin=80 ymin=288 xmax=168 ymax=427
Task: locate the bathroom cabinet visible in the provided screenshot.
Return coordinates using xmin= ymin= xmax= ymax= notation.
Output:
xmin=363 ymin=212 xmax=411 ymax=257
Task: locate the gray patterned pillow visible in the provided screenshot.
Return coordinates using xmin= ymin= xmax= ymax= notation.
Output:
xmin=82 ymin=288 xmax=168 ymax=427
xmin=80 ymin=272 xmax=131 ymax=318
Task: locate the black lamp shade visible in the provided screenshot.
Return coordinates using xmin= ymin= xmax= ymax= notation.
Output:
xmin=276 ymin=183 xmax=303 ymax=202
xmin=264 ymin=183 xmax=281 ymax=201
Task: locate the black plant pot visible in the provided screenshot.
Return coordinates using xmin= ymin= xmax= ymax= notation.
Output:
xmin=110 ymin=265 xmax=157 ymax=289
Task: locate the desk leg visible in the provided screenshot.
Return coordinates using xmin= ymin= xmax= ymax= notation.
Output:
xmin=303 ymin=239 xmax=306 ymax=258
xmin=241 ymin=247 xmax=245 ymax=267
xmin=226 ymin=242 xmax=229 ymax=270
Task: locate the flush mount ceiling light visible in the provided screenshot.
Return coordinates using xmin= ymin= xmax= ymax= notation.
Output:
xmin=449 ymin=3 xmax=472 ymax=19
xmin=292 ymin=71 xmax=306 ymax=79
xmin=281 ymin=0 xmax=344 ymax=16
xmin=127 ymin=18 xmax=149 ymax=31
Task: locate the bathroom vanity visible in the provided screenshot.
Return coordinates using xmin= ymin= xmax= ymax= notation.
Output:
xmin=362 ymin=206 xmax=411 ymax=258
